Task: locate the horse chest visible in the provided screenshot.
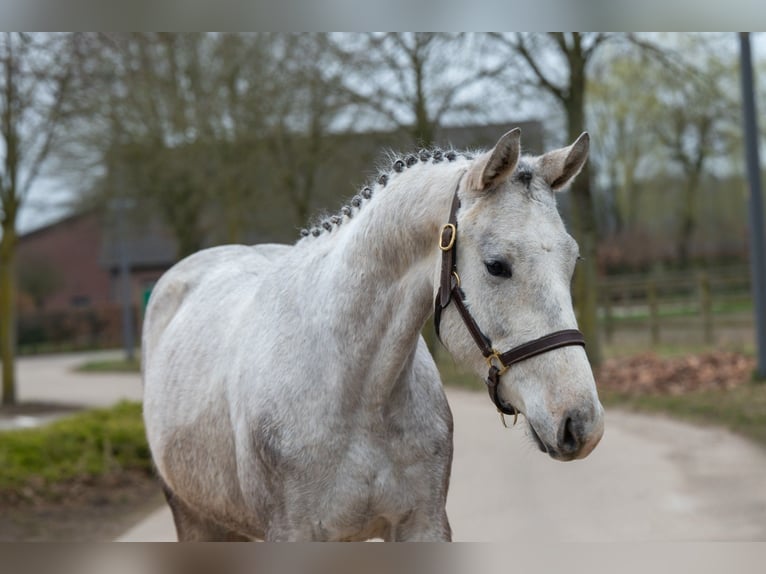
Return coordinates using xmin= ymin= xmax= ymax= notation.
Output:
xmin=300 ymin=436 xmax=432 ymax=540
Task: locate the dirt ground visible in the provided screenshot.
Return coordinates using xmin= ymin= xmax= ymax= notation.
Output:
xmin=0 ymin=470 xmax=164 ymax=541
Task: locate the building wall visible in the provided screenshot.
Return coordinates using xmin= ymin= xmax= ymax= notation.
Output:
xmin=16 ymin=212 xmax=113 ymax=312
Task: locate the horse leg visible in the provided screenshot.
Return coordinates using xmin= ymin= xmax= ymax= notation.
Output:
xmin=161 ymin=483 xmax=250 ymax=542
xmin=388 ymin=509 xmax=452 ymax=542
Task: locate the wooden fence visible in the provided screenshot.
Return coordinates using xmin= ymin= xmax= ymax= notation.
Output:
xmin=598 ymin=266 xmax=753 ymax=347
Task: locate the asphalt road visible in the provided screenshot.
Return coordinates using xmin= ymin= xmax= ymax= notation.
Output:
xmin=12 ymin=351 xmax=766 ymax=542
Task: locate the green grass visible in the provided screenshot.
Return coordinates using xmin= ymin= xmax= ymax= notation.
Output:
xmin=0 ymin=401 xmax=150 ymax=494
xmin=712 ymin=300 xmax=753 ymax=314
xmin=604 ymin=300 xmax=753 ymax=323
xmin=602 ymin=341 xmax=755 ymax=360
xmin=75 ymin=358 xmax=141 ymax=373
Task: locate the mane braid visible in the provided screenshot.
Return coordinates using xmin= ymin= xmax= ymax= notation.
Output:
xmin=296 ymin=144 xmax=461 ymax=243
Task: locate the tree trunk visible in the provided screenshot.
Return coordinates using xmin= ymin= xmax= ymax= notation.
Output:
xmin=0 ymin=219 xmax=17 ymax=405
xmin=677 ymin=175 xmax=698 ymax=268
xmin=566 ymin=44 xmax=602 ymax=367
xmin=626 ymin=178 xmax=640 ymax=232
xmin=411 ymin=40 xmax=434 ymax=148
xmin=569 ymin=162 xmax=603 ymax=366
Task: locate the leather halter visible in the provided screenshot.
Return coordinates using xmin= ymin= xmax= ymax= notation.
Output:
xmin=433 ymin=178 xmax=586 ymax=420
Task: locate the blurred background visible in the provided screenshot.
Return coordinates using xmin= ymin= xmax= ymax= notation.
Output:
xmin=1 ymin=32 xmax=766 ymax=542
xmin=2 ymin=33 xmax=764 ymax=372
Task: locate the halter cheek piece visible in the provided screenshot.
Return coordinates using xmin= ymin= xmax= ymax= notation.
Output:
xmin=433 ymin=177 xmax=586 ymax=424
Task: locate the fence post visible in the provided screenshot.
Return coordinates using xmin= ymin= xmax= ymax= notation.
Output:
xmin=603 ymin=286 xmax=614 ymax=343
xmin=648 ymin=280 xmax=660 ymax=346
xmin=604 ymin=293 xmax=614 ymax=343
xmin=699 ymin=272 xmax=713 ymax=345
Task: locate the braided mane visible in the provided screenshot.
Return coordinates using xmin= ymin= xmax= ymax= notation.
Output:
xmin=296 ymin=146 xmax=474 ymax=242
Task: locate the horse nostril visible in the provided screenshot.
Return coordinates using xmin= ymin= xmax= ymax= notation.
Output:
xmin=559 ymin=414 xmax=580 ymax=454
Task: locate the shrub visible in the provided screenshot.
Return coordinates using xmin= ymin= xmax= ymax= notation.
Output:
xmin=0 ymin=401 xmax=151 ymax=494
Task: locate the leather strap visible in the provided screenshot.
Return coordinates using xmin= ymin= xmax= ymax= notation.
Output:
xmin=449 ymin=290 xmax=494 ymax=357
xmin=434 ymin=189 xmax=461 ymax=333
xmin=486 ymin=366 xmax=515 ymax=415
xmin=486 ymin=330 xmax=585 ymax=415
xmin=497 ymin=329 xmax=585 ymax=367
xmin=433 ymin=179 xmax=587 ymax=418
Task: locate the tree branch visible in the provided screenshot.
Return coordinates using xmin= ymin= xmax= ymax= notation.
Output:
xmin=19 ymin=42 xmax=75 ymax=197
xmin=493 ymin=33 xmax=566 ymax=102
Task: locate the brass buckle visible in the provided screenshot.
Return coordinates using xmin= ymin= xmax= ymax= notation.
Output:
xmin=486 ymin=350 xmax=509 ymax=376
xmin=451 ymin=271 xmax=461 ymax=289
xmin=439 ymin=224 xmax=456 ymax=251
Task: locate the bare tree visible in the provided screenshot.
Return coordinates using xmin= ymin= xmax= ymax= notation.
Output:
xmin=335 ymin=33 xmax=505 ymax=147
xmin=91 ymin=33 xmax=226 ymax=257
xmin=68 ymin=34 xmax=252 ymax=256
xmin=1 ymin=33 xmax=77 ymax=405
xmin=74 ymin=34 xmax=510 ymax=249
xmin=650 ymin=39 xmax=740 ymax=267
xmin=588 ymin=48 xmax=665 ymax=233
xmin=261 ymin=34 xmax=358 ymax=227
xmin=73 ymin=34 xmax=352 ymax=247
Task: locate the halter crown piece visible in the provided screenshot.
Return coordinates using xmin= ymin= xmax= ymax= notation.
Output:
xmin=433 ymin=177 xmax=586 ymax=424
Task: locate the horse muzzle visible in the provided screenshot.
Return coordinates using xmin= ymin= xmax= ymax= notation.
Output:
xmin=528 ymin=404 xmax=604 ymax=462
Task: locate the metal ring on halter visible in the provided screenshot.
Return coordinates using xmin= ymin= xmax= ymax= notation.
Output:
xmin=486 ymin=351 xmax=509 ymax=376
xmin=499 ymin=410 xmax=519 ymax=428
xmin=451 ymin=271 xmax=461 ymax=289
xmin=439 ymin=224 xmax=456 ymax=251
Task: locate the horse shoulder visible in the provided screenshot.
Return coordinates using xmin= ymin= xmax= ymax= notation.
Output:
xmin=143 ymin=244 xmax=287 ymax=363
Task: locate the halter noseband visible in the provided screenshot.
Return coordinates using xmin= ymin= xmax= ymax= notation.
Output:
xmin=433 ymin=177 xmax=586 ymax=421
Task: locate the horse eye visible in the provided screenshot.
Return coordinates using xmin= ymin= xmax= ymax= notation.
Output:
xmin=485 ymin=259 xmax=512 ymax=278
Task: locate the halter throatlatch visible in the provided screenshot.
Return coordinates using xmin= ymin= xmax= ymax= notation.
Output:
xmin=433 ymin=178 xmax=586 ymax=423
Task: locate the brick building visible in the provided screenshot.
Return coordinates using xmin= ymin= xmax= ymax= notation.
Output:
xmin=16 ymin=211 xmax=111 ymax=312
xmin=15 ymin=209 xmax=177 ymax=350
xmin=16 ymin=210 xmax=176 ymax=313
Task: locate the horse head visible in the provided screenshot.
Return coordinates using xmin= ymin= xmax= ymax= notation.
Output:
xmin=435 ymin=128 xmax=604 ymax=461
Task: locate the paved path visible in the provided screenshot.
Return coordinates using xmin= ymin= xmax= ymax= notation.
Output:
xmin=16 ymin=350 xmax=142 ymax=408
xmin=13 ymin=352 xmax=766 ymax=541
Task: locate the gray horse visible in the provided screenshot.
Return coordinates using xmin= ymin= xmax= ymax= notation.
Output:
xmin=142 ymin=129 xmax=604 ymax=541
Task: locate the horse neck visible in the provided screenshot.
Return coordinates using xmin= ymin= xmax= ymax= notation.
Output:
xmin=301 ymin=161 xmax=467 ymax=403
xmin=342 ymin=162 xmax=466 ymax=279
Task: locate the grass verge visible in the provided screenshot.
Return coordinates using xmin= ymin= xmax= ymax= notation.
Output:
xmin=0 ymin=401 xmax=151 ymax=499
xmin=75 ymin=358 xmax=141 ymax=374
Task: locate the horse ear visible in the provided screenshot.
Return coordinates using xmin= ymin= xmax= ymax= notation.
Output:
xmin=469 ymin=128 xmax=521 ymax=192
xmin=539 ymin=132 xmax=590 ymax=191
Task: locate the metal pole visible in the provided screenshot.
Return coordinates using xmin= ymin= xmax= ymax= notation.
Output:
xmin=115 ymin=197 xmax=135 ymax=363
xmin=739 ymin=33 xmax=766 ymax=379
